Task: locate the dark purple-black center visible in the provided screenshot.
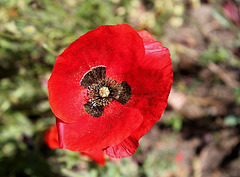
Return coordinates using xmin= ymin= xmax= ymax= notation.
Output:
xmin=80 ymin=66 xmax=131 ymax=117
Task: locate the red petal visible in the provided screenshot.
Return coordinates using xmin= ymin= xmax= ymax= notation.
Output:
xmin=48 ymin=67 xmax=84 ymax=122
xmin=81 ymin=150 xmax=106 ymax=166
xmin=103 ymin=136 xmax=138 ymax=158
xmin=132 ymin=98 xmax=168 ymax=140
xmin=56 ymin=102 xmax=143 ymax=151
xmin=127 ymin=30 xmax=173 ymax=140
xmin=48 ymin=24 xmax=145 ymax=123
xmin=67 ymin=24 xmax=144 ymax=76
xmin=44 ymin=124 xmax=59 ymax=149
xmin=106 ymin=30 xmax=172 ymax=157
xmin=129 ymin=31 xmax=173 ymax=139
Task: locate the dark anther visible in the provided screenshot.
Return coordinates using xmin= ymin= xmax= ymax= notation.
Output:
xmin=114 ymin=81 xmax=131 ymax=105
xmin=84 ymin=102 xmax=104 ymax=117
xmin=81 ymin=66 xmax=132 ymax=117
xmin=80 ymin=66 xmax=106 ymax=88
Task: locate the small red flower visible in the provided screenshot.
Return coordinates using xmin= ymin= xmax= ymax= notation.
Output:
xmin=81 ymin=150 xmax=106 ymax=166
xmin=44 ymin=124 xmax=106 ymax=166
xmin=44 ymin=124 xmax=59 ymax=149
xmin=48 ymin=24 xmax=173 ymax=158
xmin=174 ymin=151 xmax=183 ymax=163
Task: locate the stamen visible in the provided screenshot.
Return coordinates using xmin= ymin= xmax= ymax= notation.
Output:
xmin=82 ymin=66 xmax=131 ymax=117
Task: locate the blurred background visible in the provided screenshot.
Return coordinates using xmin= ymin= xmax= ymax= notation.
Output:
xmin=0 ymin=0 xmax=239 ymax=177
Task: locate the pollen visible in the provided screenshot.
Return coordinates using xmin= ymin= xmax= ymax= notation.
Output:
xmin=99 ymin=87 xmax=110 ymax=98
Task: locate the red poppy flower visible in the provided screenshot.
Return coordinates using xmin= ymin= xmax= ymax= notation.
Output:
xmin=44 ymin=124 xmax=106 ymax=166
xmin=44 ymin=124 xmax=59 ymax=149
xmin=48 ymin=24 xmax=173 ymax=158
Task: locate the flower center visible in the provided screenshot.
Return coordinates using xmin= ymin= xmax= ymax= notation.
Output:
xmin=80 ymin=66 xmax=131 ymax=117
xmin=99 ymin=86 xmax=110 ymax=98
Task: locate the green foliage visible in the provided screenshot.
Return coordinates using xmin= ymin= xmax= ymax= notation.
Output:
xmin=234 ymin=87 xmax=240 ymax=106
xmin=200 ymin=46 xmax=229 ymax=66
xmin=212 ymin=9 xmax=231 ymax=28
xmin=224 ymin=115 xmax=240 ymax=127
xmin=164 ymin=114 xmax=183 ymax=132
xmin=143 ymin=149 xmax=176 ymax=177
